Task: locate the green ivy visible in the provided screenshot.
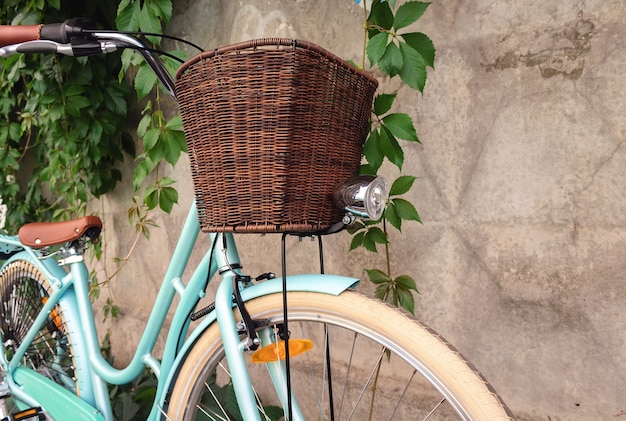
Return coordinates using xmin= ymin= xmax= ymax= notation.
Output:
xmin=0 ymin=0 xmax=132 ymax=232
xmin=350 ymin=0 xmax=435 ymax=314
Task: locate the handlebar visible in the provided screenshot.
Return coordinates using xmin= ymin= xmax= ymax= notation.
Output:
xmin=0 ymin=19 xmax=177 ymax=99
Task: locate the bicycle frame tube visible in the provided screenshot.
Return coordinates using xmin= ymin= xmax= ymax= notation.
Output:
xmin=0 ymin=202 xmax=217 ymax=420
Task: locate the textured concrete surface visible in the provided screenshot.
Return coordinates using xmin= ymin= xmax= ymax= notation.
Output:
xmin=94 ymin=1 xmax=626 ymax=419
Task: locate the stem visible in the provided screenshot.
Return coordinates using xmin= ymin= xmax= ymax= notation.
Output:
xmin=383 ymin=217 xmax=392 ymax=279
xmin=367 ymin=350 xmax=384 ymax=421
xmin=361 ymin=0 xmax=368 ymax=69
xmin=104 ymin=226 xmax=143 ymax=283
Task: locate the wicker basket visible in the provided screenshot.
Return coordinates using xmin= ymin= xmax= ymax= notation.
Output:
xmin=175 ymin=38 xmax=378 ymax=233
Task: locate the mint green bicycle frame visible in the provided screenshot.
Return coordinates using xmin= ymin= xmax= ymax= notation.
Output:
xmin=0 ymin=202 xmax=359 ymax=420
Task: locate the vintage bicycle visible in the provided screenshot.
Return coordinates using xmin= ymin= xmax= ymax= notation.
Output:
xmin=0 ymin=19 xmax=513 ymax=420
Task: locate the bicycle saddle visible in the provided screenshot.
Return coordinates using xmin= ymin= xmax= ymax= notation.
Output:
xmin=18 ymin=215 xmax=103 ymax=248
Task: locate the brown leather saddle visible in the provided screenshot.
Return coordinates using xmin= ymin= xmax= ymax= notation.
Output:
xmin=18 ymin=215 xmax=103 ymax=249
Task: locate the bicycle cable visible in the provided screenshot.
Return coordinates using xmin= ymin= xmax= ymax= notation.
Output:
xmin=82 ymin=29 xmax=205 ymax=53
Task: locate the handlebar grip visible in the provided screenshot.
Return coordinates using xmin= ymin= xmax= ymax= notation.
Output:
xmin=0 ymin=18 xmax=95 ymax=48
xmin=0 ymin=24 xmax=42 ymax=47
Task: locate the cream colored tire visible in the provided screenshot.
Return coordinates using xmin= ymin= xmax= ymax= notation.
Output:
xmin=166 ymin=290 xmax=513 ymax=420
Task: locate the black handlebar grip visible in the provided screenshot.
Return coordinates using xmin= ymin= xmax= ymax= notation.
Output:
xmin=39 ymin=18 xmax=96 ymax=43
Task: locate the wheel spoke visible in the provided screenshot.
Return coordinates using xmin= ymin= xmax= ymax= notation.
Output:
xmin=166 ymin=291 xmax=512 ymax=420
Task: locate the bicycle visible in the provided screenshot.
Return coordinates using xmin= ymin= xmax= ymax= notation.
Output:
xmin=0 ymin=19 xmax=514 ymax=420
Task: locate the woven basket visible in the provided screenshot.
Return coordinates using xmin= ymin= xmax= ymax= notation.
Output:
xmin=175 ymin=38 xmax=378 ymax=233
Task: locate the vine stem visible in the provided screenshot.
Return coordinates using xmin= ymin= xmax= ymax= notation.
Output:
xmin=361 ymin=0 xmax=368 ymax=69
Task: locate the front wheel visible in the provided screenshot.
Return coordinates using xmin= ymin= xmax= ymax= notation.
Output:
xmin=166 ymin=290 xmax=513 ymax=420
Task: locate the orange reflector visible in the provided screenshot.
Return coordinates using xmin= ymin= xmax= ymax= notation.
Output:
xmin=42 ymin=297 xmax=63 ymax=331
xmin=250 ymin=339 xmax=313 ymax=364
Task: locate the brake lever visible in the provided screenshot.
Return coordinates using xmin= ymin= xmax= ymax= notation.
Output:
xmin=0 ymin=40 xmax=117 ymax=58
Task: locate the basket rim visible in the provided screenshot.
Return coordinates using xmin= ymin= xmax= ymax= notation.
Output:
xmin=175 ymin=38 xmax=378 ymax=87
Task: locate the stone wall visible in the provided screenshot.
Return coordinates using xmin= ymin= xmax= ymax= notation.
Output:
xmin=95 ymin=1 xmax=626 ymax=419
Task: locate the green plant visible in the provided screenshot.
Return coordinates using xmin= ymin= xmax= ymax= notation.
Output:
xmin=350 ymin=0 xmax=435 ymax=315
xmin=0 ymin=0 xmax=132 ymax=232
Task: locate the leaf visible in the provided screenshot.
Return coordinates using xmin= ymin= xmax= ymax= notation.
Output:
xmin=368 ymin=0 xmax=394 ymax=35
xmin=143 ymin=128 xmax=161 ymax=151
xmin=373 ymin=93 xmax=397 ymax=116
xmin=379 ymin=125 xmax=404 ymax=169
xmin=395 ymin=274 xmax=418 ymax=291
xmin=384 ymin=201 xmax=402 ymax=231
xmin=393 ymin=1 xmax=430 ymax=31
xmin=382 ymin=113 xmax=419 ymax=142
xmin=397 ymin=287 xmax=416 ymax=315
xmin=399 ymin=41 xmax=428 ymax=93
xmin=390 ymin=175 xmax=416 ymax=196
xmin=365 ymin=226 xmax=389 ymax=246
xmin=366 ymin=268 xmax=391 ymax=284
xmin=350 ymin=231 xmax=366 ymax=250
xmin=116 ymin=0 xmax=141 ymax=31
xmin=64 ymin=84 xmax=86 ymax=97
xmin=104 ymin=89 xmax=128 ymax=115
xmin=159 ymin=186 xmax=178 ymax=213
xmin=391 ymin=198 xmax=421 ymax=223
xmin=366 ymin=32 xmax=389 ymax=66
xmin=143 ymin=185 xmax=159 ymax=210
xmin=139 ymin=4 xmax=163 ymax=44
xmin=147 ymin=0 xmax=173 ymax=24
xmin=378 ymin=41 xmax=403 ymax=77
xmin=401 ymin=32 xmax=436 ymax=68
xmin=363 ymin=129 xmax=384 ymax=172
xmin=134 ymin=63 xmax=158 ymax=100
xmin=137 ymin=114 xmax=152 ymax=138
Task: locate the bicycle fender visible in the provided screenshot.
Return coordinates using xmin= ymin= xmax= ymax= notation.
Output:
xmin=158 ymin=274 xmax=359 ymax=409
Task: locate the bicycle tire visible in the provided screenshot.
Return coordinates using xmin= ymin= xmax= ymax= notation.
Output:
xmin=165 ymin=290 xmax=513 ymax=420
xmin=0 ymin=260 xmax=78 ymax=412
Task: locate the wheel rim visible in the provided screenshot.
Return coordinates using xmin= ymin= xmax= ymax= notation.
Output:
xmin=173 ymin=293 xmax=497 ymax=420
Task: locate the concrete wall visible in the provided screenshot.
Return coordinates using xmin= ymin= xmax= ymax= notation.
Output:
xmin=94 ymin=1 xmax=626 ymax=419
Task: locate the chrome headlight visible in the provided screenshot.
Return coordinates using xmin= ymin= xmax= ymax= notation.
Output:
xmin=334 ymin=175 xmax=389 ymax=221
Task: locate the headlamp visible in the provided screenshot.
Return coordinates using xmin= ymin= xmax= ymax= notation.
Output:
xmin=334 ymin=175 xmax=388 ymax=221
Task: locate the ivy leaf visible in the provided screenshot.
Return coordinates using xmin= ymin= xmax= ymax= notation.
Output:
xmin=161 ymin=128 xmax=187 ymax=165
xmin=143 ymin=128 xmax=160 ymax=151
xmin=378 ymin=41 xmax=403 ymax=77
xmin=393 ymin=1 xmax=430 ymax=31
xmin=363 ymin=129 xmax=384 ymax=172
xmin=396 ymin=283 xmax=416 ymax=315
xmin=368 ymin=0 xmax=394 ymax=36
xmin=143 ymin=185 xmax=158 ymax=210
xmin=401 ymin=32 xmax=436 ymax=68
xmin=360 ymin=226 xmax=389 ymax=253
xmin=159 ymin=186 xmax=178 ymax=213
xmin=395 ymin=274 xmax=419 ymax=292
xmin=147 ymin=0 xmax=173 ymax=24
xmin=366 ymin=268 xmax=391 ymax=284
xmin=373 ymin=93 xmax=397 ymax=116
xmin=379 ymin=125 xmax=404 ymax=170
xmin=390 ymin=175 xmax=416 ymax=196
xmin=66 ymin=95 xmax=90 ymax=117
xmin=366 ymin=32 xmax=389 ymax=66
xmin=360 ymin=163 xmax=378 ymax=176
xmin=399 ymin=41 xmax=428 ymax=93
xmin=137 ymin=114 xmax=152 ymax=138
xmin=135 ymin=63 xmax=158 ymax=100
xmin=116 ymin=0 xmax=141 ymax=32
xmin=104 ymin=88 xmax=127 ymax=115
xmin=384 ymin=201 xmax=402 ymax=231
xmin=139 ymin=4 xmax=163 ymax=44
xmin=382 ymin=113 xmax=419 ymax=142
xmin=350 ymin=231 xmax=366 ymax=251
xmin=391 ymin=198 xmax=421 ymax=223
